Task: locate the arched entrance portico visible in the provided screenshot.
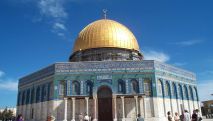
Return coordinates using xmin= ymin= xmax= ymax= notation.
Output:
xmin=97 ymin=86 xmax=113 ymax=121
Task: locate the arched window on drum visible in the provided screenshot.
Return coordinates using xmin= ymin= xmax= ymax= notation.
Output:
xmin=118 ymin=80 xmax=125 ymax=94
xmin=72 ymin=81 xmax=80 ymax=95
xmin=157 ymin=79 xmax=163 ymax=97
xmin=144 ymin=79 xmax=151 ymax=96
xmin=86 ymin=80 xmax=93 ymax=96
xmin=131 ymin=79 xmax=139 ymax=94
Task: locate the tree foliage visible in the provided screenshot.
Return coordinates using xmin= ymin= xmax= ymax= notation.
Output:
xmin=0 ymin=108 xmax=15 ymax=121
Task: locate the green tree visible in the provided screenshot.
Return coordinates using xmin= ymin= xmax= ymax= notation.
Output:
xmin=0 ymin=108 xmax=15 ymax=121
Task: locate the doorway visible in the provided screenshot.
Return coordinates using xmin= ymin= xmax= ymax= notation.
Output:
xmin=97 ymin=86 xmax=113 ymax=121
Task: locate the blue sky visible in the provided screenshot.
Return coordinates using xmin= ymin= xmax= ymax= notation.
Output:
xmin=0 ymin=0 xmax=213 ymax=108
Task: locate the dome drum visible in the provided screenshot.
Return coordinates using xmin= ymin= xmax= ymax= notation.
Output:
xmin=69 ymin=47 xmax=143 ymax=62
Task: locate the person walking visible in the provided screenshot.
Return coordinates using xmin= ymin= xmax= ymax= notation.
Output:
xmin=84 ymin=113 xmax=89 ymax=121
xmin=46 ymin=115 xmax=55 ymax=121
xmin=183 ymin=110 xmax=190 ymax=121
xmin=136 ymin=114 xmax=144 ymax=121
xmin=196 ymin=109 xmax=202 ymax=121
xmin=174 ymin=112 xmax=180 ymax=121
xmin=79 ymin=113 xmax=84 ymax=121
xmin=192 ymin=110 xmax=198 ymax=121
xmin=16 ymin=114 xmax=24 ymax=121
xmin=179 ymin=111 xmax=184 ymax=121
xmin=167 ymin=111 xmax=173 ymax=121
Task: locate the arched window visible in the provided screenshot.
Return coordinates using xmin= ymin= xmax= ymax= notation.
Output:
xmin=59 ymin=81 xmax=66 ymax=96
xmin=157 ymin=79 xmax=163 ymax=96
xmin=31 ymin=88 xmax=34 ymax=103
xmin=184 ymin=86 xmax=189 ymax=99
xmin=189 ymin=86 xmax=194 ymax=100
xmin=17 ymin=92 xmax=21 ymax=105
xmin=22 ymin=91 xmax=26 ymax=105
xmin=72 ymin=81 xmax=80 ymax=95
xmin=86 ymin=80 xmax=93 ymax=96
xmin=26 ymin=89 xmax=30 ymax=104
xmin=47 ymin=83 xmax=52 ymax=100
xmin=41 ymin=85 xmax=47 ymax=101
xmin=118 ymin=80 xmax=125 ymax=94
xmin=178 ymin=84 xmax=183 ymax=99
xmin=131 ymin=80 xmax=139 ymax=93
xmin=172 ymin=83 xmax=178 ymax=98
xmin=144 ymin=79 xmax=151 ymax=96
xmin=165 ymin=82 xmax=171 ymax=97
xmin=194 ymin=87 xmax=198 ymax=101
xmin=36 ymin=87 xmax=40 ymax=103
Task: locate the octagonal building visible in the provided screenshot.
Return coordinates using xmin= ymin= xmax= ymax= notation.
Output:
xmin=17 ymin=18 xmax=200 ymax=121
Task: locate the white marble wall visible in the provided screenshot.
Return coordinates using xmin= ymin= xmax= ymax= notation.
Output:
xmin=156 ymin=98 xmax=166 ymax=117
xmin=171 ymin=99 xmax=179 ymax=115
xmin=16 ymin=97 xmax=201 ymax=121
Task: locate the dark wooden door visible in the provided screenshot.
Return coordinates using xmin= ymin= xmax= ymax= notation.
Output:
xmin=98 ymin=86 xmax=113 ymax=121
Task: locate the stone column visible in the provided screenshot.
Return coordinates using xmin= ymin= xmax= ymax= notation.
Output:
xmin=85 ymin=97 xmax=89 ymax=115
xmin=63 ymin=98 xmax=68 ymax=121
xmin=121 ymin=96 xmax=125 ymax=121
xmin=143 ymin=97 xmax=146 ymax=118
xmin=192 ymin=100 xmax=195 ymax=110
xmin=93 ymin=97 xmax=98 ymax=121
xmin=176 ymin=99 xmax=180 ymax=114
xmin=187 ymin=100 xmax=191 ymax=115
xmin=134 ymin=96 xmax=139 ymax=116
xmin=113 ymin=95 xmax=117 ymax=121
xmin=71 ymin=98 xmax=75 ymax=121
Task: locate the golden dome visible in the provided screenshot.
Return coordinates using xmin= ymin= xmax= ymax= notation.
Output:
xmin=73 ymin=19 xmax=140 ymax=52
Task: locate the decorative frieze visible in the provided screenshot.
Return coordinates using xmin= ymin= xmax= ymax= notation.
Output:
xmin=19 ymin=60 xmax=196 ymax=86
xmin=97 ymin=75 xmax=112 ymax=80
xmin=97 ymin=79 xmax=112 ymax=84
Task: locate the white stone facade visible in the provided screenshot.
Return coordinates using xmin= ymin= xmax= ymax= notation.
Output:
xmin=17 ymin=97 xmax=200 ymax=121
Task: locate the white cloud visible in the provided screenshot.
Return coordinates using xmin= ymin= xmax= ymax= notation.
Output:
xmin=53 ymin=22 xmax=66 ymax=30
xmin=0 ymin=70 xmax=18 ymax=91
xmin=0 ymin=81 xmax=18 ymax=91
xmin=173 ymin=40 xmax=203 ymax=46
xmin=38 ymin=0 xmax=67 ymax=18
xmin=36 ymin=0 xmax=69 ymax=37
xmin=57 ymin=33 xmax=65 ymax=37
xmin=0 ymin=70 xmax=5 ymax=77
xmin=143 ymin=50 xmax=170 ymax=62
xmin=197 ymin=81 xmax=213 ymax=101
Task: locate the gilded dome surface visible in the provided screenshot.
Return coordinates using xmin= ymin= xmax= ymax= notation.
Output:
xmin=73 ymin=19 xmax=140 ymax=52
